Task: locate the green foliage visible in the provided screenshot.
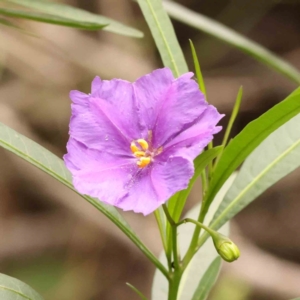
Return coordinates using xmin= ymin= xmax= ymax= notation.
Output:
xmin=168 ymin=146 xmax=223 ymax=224
xmin=126 ymin=283 xmax=148 ymax=300
xmin=189 ymin=40 xmax=206 ymax=97
xmin=151 ymin=174 xmax=235 ymax=300
xmin=163 ymin=0 xmax=300 ymax=84
xmin=191 ymin=257 xmax=221 ymax=300
xmin=0 ymin=122 xmax=168 ymax=278
xmin=165 ymin=147 xmax=223 ymax=267
xmin=210 ymin=276 xmax=251 ymax=300
xmin=211 ymin=113 xmax=300 ymax=231
xmin=204 ymin=87 xmax=300 ymax=216
xmin=0 ymin=273 xmax=43 ymax=300
xmin=0 ymin=7 xmax=106 ymax=30
xmin=1 ymin=0 xmax=143 ymax=37
xmin=136 ymin=0 xmax=188 ymax=76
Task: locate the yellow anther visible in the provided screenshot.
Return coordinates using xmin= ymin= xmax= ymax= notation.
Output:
xmin=130 ymin=142 xmax=139 ymax=153
xmin=137 ymin=157 xmax=151 ymax=168
xmin=137 ymin=139 xmax=149 ymax=151
xmin=133 ymin=151 xmax=146 ymax=157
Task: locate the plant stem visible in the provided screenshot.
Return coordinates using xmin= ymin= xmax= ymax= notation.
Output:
xmin=168 ymin=268 xmax=182 ymax=300
xmin=177 ymin=218 xmax=215 ymax=236
xmin=182 ymin=206 xmax=206 ymax=270
xmin=163 ymin=204 xmax=180 ymax=270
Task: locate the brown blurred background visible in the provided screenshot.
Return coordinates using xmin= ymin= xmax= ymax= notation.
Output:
xmin=0 ymin=0 xmax=300 ymax=299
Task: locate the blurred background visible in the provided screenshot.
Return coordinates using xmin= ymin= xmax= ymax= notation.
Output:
xmin=0 ymin=0 xmax=300 ymax=299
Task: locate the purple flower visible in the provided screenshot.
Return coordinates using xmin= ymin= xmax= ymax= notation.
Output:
xmin=64 ymin=68 xmax=223 ymax=215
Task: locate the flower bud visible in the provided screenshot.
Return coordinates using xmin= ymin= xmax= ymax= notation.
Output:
xmin=212 ymin=233 xmax=240 ymax=262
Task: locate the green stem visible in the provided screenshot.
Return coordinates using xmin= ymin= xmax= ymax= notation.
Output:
xmin=177 ymin=218 xmax=215 ymax=235
xmin=168 ymin=269 xmax=182 ymax=300
xmin=163 ymin=204 xmax=180 ymax=269
xmin=182 ymin=206 xmax=206 ymax=270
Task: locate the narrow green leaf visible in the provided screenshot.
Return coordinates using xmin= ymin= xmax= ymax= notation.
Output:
xmin=163 ymin=0 xmax=300 ymax=84
xmin=126 ymin=283 xmax=148 ymax=300
xmin=204 ymin=87 xmax=300 ymax=215
xmin=136 ymin=0 xmax=188 ymax=76
xmin=152 ymin=174 xmax=234 ymax=300
xmin=0 ymin=273 xmax=43 ymax=300
xmin=154 ymin=207 xmax=168 ymax=253
xmin=221 ymin=86 xmax=243 ymax=148
xmin=189 ymin=39 xmax=207 ymax=98
xmin=2 ymin=0 xmax=143 ymax=37
xmin=191 ymin=257 xmax=222 ymax=300
xmin=0 ymin=7 xmax=106 ymax=30
xmin=211 ymin=113 xmax=300 ymax=231
xmin=0 ymin=122 xmax=168 ymax=278
xmin=215 ymin=86 xmax=243 ymax=166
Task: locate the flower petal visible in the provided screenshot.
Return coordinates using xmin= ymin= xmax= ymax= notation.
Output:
xmin=134 ymin=68 xmax=209 ymax=148
xmin=91 ymin=77 xmax=147 ymax=138
xmin=161 ymin=106 xmax=224 ymax=160
xmin=116 ymin=157 xmax=194 ymax=215
xmin=133 ymin=68 xmax=174 ymax=131
xmin=64 ymin=138 xmax=137 ymax=203
xmin=69 ymin=78 xmax=146 ymax=156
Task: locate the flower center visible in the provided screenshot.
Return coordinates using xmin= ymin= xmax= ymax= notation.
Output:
xmin=130 ymin=139 xmax=151 ymax=168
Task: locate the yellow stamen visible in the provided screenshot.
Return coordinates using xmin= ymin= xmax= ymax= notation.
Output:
xmin=137 ymin=139 xmax=149 ymax=151
xmin=130 ymin=142 xmax=139 ymax=153
xmin=133 ymin=151 xmax=146 ymax=157
xmin=137 ymin=157 xmax=151 ymax=168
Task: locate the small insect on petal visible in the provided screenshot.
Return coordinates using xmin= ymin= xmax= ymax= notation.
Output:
xmin=137 ymin=157 xmax=151 ymax=168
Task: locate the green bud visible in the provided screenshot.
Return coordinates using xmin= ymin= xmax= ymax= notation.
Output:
xmin=212 ymin=233 xmax=240 ymax=263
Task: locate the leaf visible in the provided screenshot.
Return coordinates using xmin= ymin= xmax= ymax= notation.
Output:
xmin=211 ymin=113 xmax=300 ymax=231
xmin=189 ymin=39 xmax=206 ymax=97
xmin=0 ymin=122 xmax=168 ymax=278
xmin=191 ymin=257 xmax=221 ymax=300
xmin=0 ymin=7 xmax=106 ymax=30
xmin=163 ymin=0 xmax=300 ymax=84
xmin=0 ymin=273 xmax=44 ymax=300
xmin=2 ymin=0 xmax=143 ymax=37
xmin=151 ymin=174 xmax=235 ymax=300
xmin=203 ymin=87 xmax=300 ymax=215
xmin=126 ymin=283 xmax=148 ymax=300
xmin=136 ymin=0 xmax=188 ymax=77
